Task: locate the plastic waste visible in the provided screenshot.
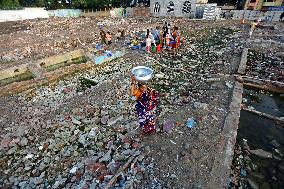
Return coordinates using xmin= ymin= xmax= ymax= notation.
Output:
xmin=240 ymin=169 xmax=246 ymax=177
xmin=186 ymin=118 xmax=197 ymax=128
xmin=105 ymin=51 xmax=113 ymax=57
xmin=163 ymin=119 xmax=174 ymax=133
xmin=96 ymin=44 xmax=102 ymax=50
xmin=151 ymin=46 xmax=156 ymax=53
xmin=95 ymin=56 xmax=105 ymax=64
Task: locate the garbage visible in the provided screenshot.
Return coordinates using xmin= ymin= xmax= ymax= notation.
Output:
xmin=95 ymin=44 xmax=103 ymax=50
xmin=186 ymin=118 xmax=197 ymax=128
xmin=170 ymin=140 xmax=177 ymax=145
xmin=246 ymin=50 xmax=284 ymax=83
xmin=25 ymin=154 xmax=34 ymax=159
xmin=240 ymin=169 xmax=246 ymax=177
xmin=163 ymin=119 xmax=174 ymax=133
xmin=2 ymin=16 xmax=275 ymax=189
xmin=89 ymin=128 xmax=97 ymax=137
xmin=225 ymin=82 xmax=233 ymax=89
xmin=69 ymin=166 xmax=78 ymax=174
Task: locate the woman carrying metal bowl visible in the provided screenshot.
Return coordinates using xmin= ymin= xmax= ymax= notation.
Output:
xmin=130 ymin=76 xmax=159 ymax=134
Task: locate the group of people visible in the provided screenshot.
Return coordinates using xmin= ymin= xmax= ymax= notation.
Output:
xmin=99 ymin=22 xmax=182 ymax=53
xmin=131 ymin=22 xmax=182 ymax=52
xmin=100 ymin=29 xmax=113 ymax=46
xmin=98 ymin=23 xmax=183 ymax=135
xmin=129 ymin=22 xmax=183 ymax=135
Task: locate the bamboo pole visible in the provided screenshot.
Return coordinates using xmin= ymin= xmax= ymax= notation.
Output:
xmin=242 ymin=107 xmax=284 ymax=125
xmin=241 ymin=76 xmax=284 ymax=86
xmin=243 ymin=82 xmax=284 ymax=94
xmin=103 ymin=155 xmax=139 ymax=189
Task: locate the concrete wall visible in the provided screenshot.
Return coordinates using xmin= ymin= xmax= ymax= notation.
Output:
xmin=132 ymin=7 xmax=150 ymax=17
xmin=221 ymin=10 xmax=283 ymax=22
xmin=197 ymin=0 xmax=208 ymax=3
xmin=110 ymin=8 xmax=125 ymax=17
xmin=202 ymin=3 xmax=218 ymax=20
xmin=126 ymin=7 xmax=134 ymax=16
xmin=81 ymin=10 xmax=110 ymax=17
xmin=48 ymin=9 xmax=81 ymax=17
xmin=196 ymin=4 xmax=205 ymax=18
xmin=150 ymin=0 xmax=196 ymax=18
xmin=108 ymin=7 xmax=150 ymax=17
xmin=244 ymin=0 xmax=283 ymax=10
xmin=0 ymin=8 xmax=83 ymax=22
xmin=0 ymin=8 xmax=49 ymax=22
xmin=0 ymin=64 xmax=29 ymax=80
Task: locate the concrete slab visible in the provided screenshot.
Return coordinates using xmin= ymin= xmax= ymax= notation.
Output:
xmin=208 ymin=81 xmax=243 ymax=188
xmin=237 ymin=48 xmax=248 ymax=75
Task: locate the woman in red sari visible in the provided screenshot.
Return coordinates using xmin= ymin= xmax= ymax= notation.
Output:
xmin=130 ymin=76 xmax=159 ymax=134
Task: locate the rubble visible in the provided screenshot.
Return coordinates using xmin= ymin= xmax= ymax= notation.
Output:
xmin=246 ymin=50 xmax=284 ymax=83
xmin=0 ymin=17 xmax=283 ymax=189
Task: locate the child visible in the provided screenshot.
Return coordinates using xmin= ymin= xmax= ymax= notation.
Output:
xmin=100 ymin=29 xmax=107 ymax=45
xmin=146 ymin=36 xmax=151 ymax=52
xmin=132 ymin=37 xmax=140 ymax=46
xmin=249 ymin=20 xmax=257 ymax=38
xmin=172 ymin=26 xmax=179 ymax=49
xmin=106 ymin=31 xmax=112 ymax=45
xmin=165 ymin=33 xmax=171 ymax=48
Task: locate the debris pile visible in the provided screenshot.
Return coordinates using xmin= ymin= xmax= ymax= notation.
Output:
xmin=246 ymin=50 xmax=284 ymax=82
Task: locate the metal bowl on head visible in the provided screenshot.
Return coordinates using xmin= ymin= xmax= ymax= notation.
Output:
xmin=131 ymin=66 xmax=153 ymax=84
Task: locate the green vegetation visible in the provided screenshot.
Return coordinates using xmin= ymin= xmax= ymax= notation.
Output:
xmin=0 ymin=70 xmax=34 ymax=86
xmin=0 ymin=0 xmax=21 ymax=9
xmin=0 ymin=0 xmax=127 ymax=10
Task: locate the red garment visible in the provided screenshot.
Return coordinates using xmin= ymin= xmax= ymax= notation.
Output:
xmin=177 ymin=35 xmax=181 ymax=48
xmin=157 ymin=44 xmax=161 ymax=52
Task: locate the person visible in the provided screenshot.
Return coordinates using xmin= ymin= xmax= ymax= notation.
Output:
xmin=117 ymin=29 xmax=125 ymax=40
xmin=176 ymin=32 xmax=181 ymax=49
xmin=146 ymin=29 xmax=150 ymax=38
xmin=171 ymin=26 xmax=179 ymax=49
xmin=281 ymin=12 xmax=284 ymax=22
xmin=106 ymin=31 xmax=112 ymax=45
xmin=241 ymin=19 xmax=245 ymax=30
xmin=165 ymin=33 xmax=171 ymax=48
xmin=159 ymin=30 xmax=163 ymax=46
xmin=153 ymin=26 xmax=160 ymax=44
xmin=163 ymin=22 xmax=168 ymax=34
xmin=132 ymin=37 xmax=140 ymax=46
xmin=145 ymin=36 xmax=151 ymax=52
xmin=100 ymin=29 xmax=107 ymax=45
xmin=257 ymin=17 xmax=262 ymax=25
xmin=149 ymin=32 xmax=155 ymax=47
xmin=167 ymin=23 xmax=171 ymax=36
xmin=130 ymin=36 xmax=141 ymax=50
xmin=162 ymin=22 xmax=168 ymax=46
xmin=121 ymin=29 xmax=125 ymax=39
xmin=249 ymin=20 xmax=257 ymax=38
xmin=130 ymin=76 xmax=159 ymax=134
xmin=163 ymin=22 xmax=170 ymax=36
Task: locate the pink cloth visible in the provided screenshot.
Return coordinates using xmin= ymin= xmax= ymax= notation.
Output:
xmin=146 ymin=38 xmax=151 ymax=47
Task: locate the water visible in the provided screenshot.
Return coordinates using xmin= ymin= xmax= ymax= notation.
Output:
xmin=233 ymin=87 xmax=284 ymax=189
xmin=243 ymin=87 xmax=284 ymax=117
